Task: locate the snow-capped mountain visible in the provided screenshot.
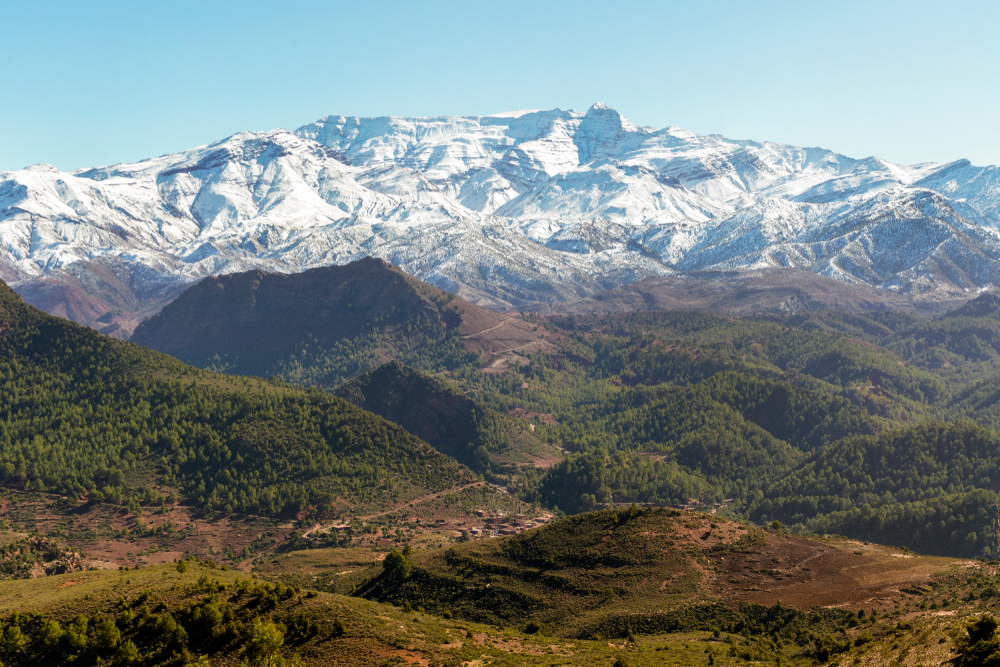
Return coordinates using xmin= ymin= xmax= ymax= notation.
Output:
xmin=3 ymin=103 xmax=1000 ymax=334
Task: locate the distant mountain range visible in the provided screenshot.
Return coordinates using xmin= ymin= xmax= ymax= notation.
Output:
xmin=4 ymin=103 xmax=1000 ymax=334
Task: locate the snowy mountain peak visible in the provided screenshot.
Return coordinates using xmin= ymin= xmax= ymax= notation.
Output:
xmin=4 ymin=104 xmax=1000 ymax=333
xmin=585 ymin=102 xmax=640 ymax=130
xmin=22 ymin=164 xmax=62 ymax=174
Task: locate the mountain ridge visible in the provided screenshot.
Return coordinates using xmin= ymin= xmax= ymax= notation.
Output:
xmin=5 ymin=104 xmax=1000 ymax=331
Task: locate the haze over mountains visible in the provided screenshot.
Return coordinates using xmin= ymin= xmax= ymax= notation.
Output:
xmin=3 ymin=103 xmax=1000 ymax=333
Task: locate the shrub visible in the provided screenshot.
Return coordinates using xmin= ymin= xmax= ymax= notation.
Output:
xmin=955 ymin=615 xmax=1000 ymax=667
xmin=383 ymin=549 xmax=412 ymax=581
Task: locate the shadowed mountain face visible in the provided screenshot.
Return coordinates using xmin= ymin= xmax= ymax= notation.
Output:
xmin=336 ymin=362 xmax=497 ymax=467
xmin=130 ymin=256 xmax=549 ymax=383
xmin=131 ymin=257 xmax=466 ymax=370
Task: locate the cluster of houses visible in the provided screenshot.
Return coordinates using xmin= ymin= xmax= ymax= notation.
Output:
xmin=466 ymin=510 xmax=553 ymax=538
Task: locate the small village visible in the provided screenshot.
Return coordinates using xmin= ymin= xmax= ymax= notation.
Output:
xmin=465 ymin=509 xmax=556 ymax=538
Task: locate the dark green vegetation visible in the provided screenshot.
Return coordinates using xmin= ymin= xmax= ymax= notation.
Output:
xmin=0 ymin=534 xmax=84 ymax=579
xmin=497 ymin=303 xmax=1000 ymax=557
xmin=335 ymin=361 xmax=557 ymax=477
xmin=127 ymin=258 xmax=1000 ymax=558
xmin=517 ymin=371 xmax=887 ymax=512
xmin=755 ymin=421 xmax=1000 ymax=555
xmin=0 ymin=562 xmax=317 ymax=667
xmin=956 ymin=614 xmax=1000 ymax=667
xmin=0 ymin=277 xmax=472 ymax=518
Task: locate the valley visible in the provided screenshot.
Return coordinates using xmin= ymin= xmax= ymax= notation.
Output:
xmin=8 ymin=256 xmax=1000 ymax=664
xmin=10 ymin=2 xmax=1000 ymax=664
xmin=120 ymin=258 xmax=1000 ymax=560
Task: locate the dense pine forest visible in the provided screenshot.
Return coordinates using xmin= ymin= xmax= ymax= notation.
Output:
xmin=16 ymin=259 xmax=1000 ymax=560
xmin=492 ymin=305 xmax=1000 ymax=558
xmin=13 ymin=266 xmax=1000 ymax=665
xmin=0 ymin=279 xmax=471 ymax=519
xmin=129 ymin=264 xmax=1000 ymax=559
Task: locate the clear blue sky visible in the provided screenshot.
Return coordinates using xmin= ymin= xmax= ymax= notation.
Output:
xmin=3 ymin=0 xmax=997 ymax=171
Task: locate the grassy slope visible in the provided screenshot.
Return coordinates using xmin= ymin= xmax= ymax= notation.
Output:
xmin=262 ymin=508 xmax=994 ymax=666
xmin=0 ymin=559 xmax=843 ymax=667
xmin=0 ymin=554 xmax=987 ymax=667
xmin=0 ymin=507 xmax=984 ymax=667
xmin=0 ymin=559 xmax=498 ymax=667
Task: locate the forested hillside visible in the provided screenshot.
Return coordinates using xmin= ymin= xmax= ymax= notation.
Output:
xmin=334 ymin=361 xmax=560 ymax=477
xmin=123 ymin=261 xmax=1000 ymax=558
xmin=497 ymin=306 xmax=1000 ymax=556
xmin=0 ymin=278 xmax=473 ymax=517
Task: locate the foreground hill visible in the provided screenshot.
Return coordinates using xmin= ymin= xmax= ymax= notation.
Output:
xmin=358 ymin=508 xmax=959 ymax=642
xmin=0 ymin=275 xmax=473 ymax=516
xmin=0 ymin=516 xmax=989 ymax=667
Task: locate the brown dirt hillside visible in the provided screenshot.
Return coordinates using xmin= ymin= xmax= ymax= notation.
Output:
xmin=357 ymin=507 xmax=959 ymax=638
xmin=709 ymin=532 xmax=953 ymax=612
xmin=13 ymin=258 xmax=188 ymax=339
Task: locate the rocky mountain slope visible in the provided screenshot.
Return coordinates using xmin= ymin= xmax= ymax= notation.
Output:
xmin=130 ymin=257 xmax=549 ymax=383
xmin=4 ymin=104 xmax=1000 ymax=331
xmin=530 ymin=266 xmax=970 ymax=316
